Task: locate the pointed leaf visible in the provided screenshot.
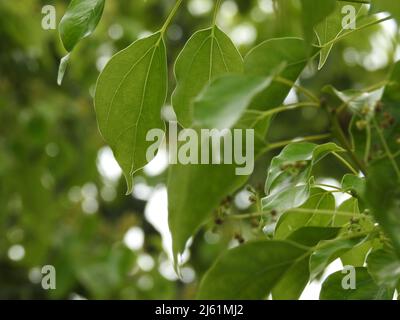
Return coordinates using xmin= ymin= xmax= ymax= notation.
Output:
xmin=95 ymin=33 xmax=167 ymax=193
xmin=172 ymin=27 xmax=243 ymax=127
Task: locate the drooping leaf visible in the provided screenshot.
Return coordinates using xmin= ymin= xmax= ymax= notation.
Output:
xmin=367 ymin=249 xmax=400 ymax=288
xmin=59 ymin=0 xmax=105 ymax=52
xmin=58 ymin=0 xmax=105 ymax=84
xmin=172 ymin=27 xmax=243 ymax=127
xmin=262 ymin=142 xmax=343 ymax=212
xmin=193 ymin=75 xmax=272 ymax=130
xmin=197 ymin=240 xmax=309 ymax=299
xmin=300 ymin=0 xmax=336 ymax=43
xmin=95 ymin=32 xmax=167 ymax=193
xmin=320 ymin=267 xmax=394 ymax=300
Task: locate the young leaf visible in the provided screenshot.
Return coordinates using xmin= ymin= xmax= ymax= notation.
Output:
xmin=300 ymin=0 xmax=336 ymax=42
xmin=197 ymin=240 xmax=308 ymax=299
xmin=95 ymin=33 xmax=167 ymax=193
xmin=320 ymin=267 xmax=394 ymax=300
xmin=58 ymin=0 xmax=105 ymax=84
xmin=172 ymin=27 xmax=243 ymax=127
xmin=262 ymin=142 xmax=343 ymax=212
xmin=193 ymin=75 xmax=272 ymax=130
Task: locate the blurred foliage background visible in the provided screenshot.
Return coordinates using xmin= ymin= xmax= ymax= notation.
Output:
xmin=0 ymin=0 xmax=398 ymax=299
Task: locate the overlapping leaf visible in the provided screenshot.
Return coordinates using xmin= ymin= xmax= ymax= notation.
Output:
xmin=262 ymin=142 xmax=343 ymax=212
xmin=168 ymin=38 xmax=312 ymax=262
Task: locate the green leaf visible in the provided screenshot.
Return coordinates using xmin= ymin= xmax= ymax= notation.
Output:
xmin=59 ymin=0 xmax=105 ymax=52
xmin=315 ymin=3 xmax=365 ymax=70
xmin=262 ymin=142 xmax=343 ymax=212
xmin=193 ymin=75 xmax=272 ymax=130
xmin=244 ymin=37 xmax=311 ymax=110
xmin=271 ymin=227 xmax=341 ymax=300
xmin=310 ymin=236 xmax=367 ymax=280
xmin=58 ymin=0 xmax=105 ymax=84
xmin=197 ymin=240 xmax=308 ymax=299
xmin=320 ymin=267 xmax=394 ymax=300
xmin=274 ymin=188 xmax=336 ymax=239
xmin=300 ymin=0 xmax=336 ymax=43
xmin=94 ymin=33 xmax=167 ymax=193
xmin=341 ymin=241 xmax=372 ymax=267
xmin=172 ymin=27 xmax=243 ymax=127
xmin=367 ymin=249 xmax=400 ymax=288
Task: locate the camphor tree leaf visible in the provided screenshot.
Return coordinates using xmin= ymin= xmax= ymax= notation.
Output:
xmin=168 ymin=38 xmax=312 ymax=263
xmin=262 ymin=142 xmax=343 ymax=213
xmin=95 ymin=32 xmax=167 ymax=193
xmin=300 ymin=0 xmax=336 ymax=43
xmin=193 ymin=75 xmax=272 ymax=130
xmin=315 ymin=2 xmax=364 ymax=70
xmin=244 ymin=37 xmax=311 ymax=110
xmin=197 ymin=240 xmax=309 ymax=299
xmin=58 ymin=0 xmax=105 ymax=84
xmin=272 ymin=227 xmax=341 ymax=300
xmin=367 ymin=249 xmax=400 ymax=288
xmin=172 ymin=26 xmax=243 ymax=127
xmin=310 ymin=235 xmax=368 ymax=280
xmin=274 ymin=188 xmax=336 ymax=240
xmin=320 ymin=267 xmax=394 ymax=300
